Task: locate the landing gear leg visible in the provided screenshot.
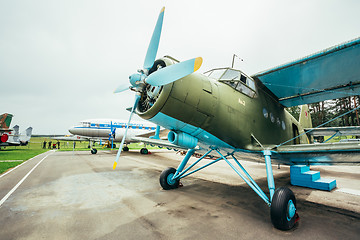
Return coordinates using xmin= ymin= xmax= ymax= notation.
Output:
xmin=160 ymin=149 xmax=195 ymax=190
xmin=90 ymin=140 xmax=97 ymax=154
xmin=264 ymin=150 xmax=298 ymax=230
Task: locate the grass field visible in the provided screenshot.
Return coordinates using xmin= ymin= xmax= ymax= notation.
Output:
xmin=0 ymin=137 xmax=159 ymax=174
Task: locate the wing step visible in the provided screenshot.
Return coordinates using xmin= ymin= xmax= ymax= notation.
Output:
xmin=290 ymin=165 xmax=336 ymax=191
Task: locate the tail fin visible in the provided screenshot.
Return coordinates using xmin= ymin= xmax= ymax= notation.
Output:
xmin=12 ymin=125 xmax=20 ymax=142
xmin=0 ymin=113 xmax=13 ymax=130
xmin=299 ymin=105 xmax=312 ymax=128
xmin=25 ymin=127 xmax=33 ymax=137
xmin=20 ymin=127 xmax=33 ymax=145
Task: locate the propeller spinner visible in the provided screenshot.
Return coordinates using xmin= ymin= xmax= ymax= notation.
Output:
xmin=113 ymin=7 xmax=203 ymax=169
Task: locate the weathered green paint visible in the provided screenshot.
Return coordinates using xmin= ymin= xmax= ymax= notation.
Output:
xmin=0 ymin=113 xmax=13 ymax=130
xmin=138 ymin=57 xmax=310 ymax=150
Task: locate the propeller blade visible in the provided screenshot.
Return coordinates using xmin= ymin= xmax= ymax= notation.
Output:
xmin=113 ymin=94 xmax=140 ymax=169
xmin=110 ymin=121 xmax=113 ymax=150
xmin=143 ymin=7 xmax=165 ymax=70
xmin=114 ymin=83 xmax=130 ymax=93
xmin=146 ymin=57 xmax=203 ymax=86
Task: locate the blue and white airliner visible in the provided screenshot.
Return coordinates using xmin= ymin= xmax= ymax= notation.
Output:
xmin=68 ymin=119 xmax=162 ymax=154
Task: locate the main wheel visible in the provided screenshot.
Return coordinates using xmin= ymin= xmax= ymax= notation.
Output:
xmin=270 ymin=187 xmax=297 ymax=230
xmin=91 ymin=148 xmax=97 ymax=154
xmin=140 ymin=148 xmax=148 ymax=154
xmin=159 ymin=167 xmax=179 ymax=190
xmin=123 ymin=146 xmax=129 ymax=151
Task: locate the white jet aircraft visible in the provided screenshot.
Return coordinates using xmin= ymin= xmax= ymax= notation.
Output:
xmin=68 ymin=119 xmax=163 ymax=154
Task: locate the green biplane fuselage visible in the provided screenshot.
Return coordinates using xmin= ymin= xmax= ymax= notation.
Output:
xmin=137 ymin=56 xmax=310 ymax=151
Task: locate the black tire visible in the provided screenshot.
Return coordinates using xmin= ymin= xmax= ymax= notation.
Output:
xmin=140 ymin=148 xmax=148 ymax=154
xmin=270 ymin=187 xmax=297 ymax=230
xmin=123 ymin=146 xmax=129 ymax=152
xmin=91 ymin=148 xmax=97 ymax=154
xmin=159 ymin=167 xmax=179 ymax=190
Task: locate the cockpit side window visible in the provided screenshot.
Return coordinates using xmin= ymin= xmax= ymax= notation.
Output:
xmin=221 ymin=69 xmax=240 ymax=81
xmin=81 ymin=122 xmax=91 ymax=128
xmin=218 ymin=69 xmax=257 ymax=98
xmin=240 ymin=74 xmax=247 ymax=84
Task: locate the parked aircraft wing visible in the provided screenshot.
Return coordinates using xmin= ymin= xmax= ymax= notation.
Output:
xmin=131 ymin=136 xmax=187 ymax=150
xmin=52 ymin=135 xmax=94 ymax=141
xmin=252 ymin=37 xmax=360 ymax=107
xmin=134 ymin=129 xmax=170 ymax=139
xmin=304 ymin=126 xmax=360 ymax=137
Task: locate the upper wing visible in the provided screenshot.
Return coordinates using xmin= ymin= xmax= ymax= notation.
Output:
xmin=305 ymin=126 xmax=360 ymax=137
xmin=252 ymin=37 xmax=360 ymax=107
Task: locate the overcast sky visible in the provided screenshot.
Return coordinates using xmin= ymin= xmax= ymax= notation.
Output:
xmin=1 ymin=0 xmax=360 ymax=135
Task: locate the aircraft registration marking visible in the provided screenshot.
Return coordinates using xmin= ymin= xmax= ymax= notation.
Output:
xmin=238 ymin=98 xmax=246 ymax=106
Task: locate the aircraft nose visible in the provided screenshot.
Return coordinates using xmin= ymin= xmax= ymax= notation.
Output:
xmin=68 ymin=127 xmax=80 ymax=135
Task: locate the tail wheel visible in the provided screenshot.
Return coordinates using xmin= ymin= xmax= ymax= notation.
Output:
xmin=270 ymin=187 xmax=298 ymax=230
xmin=91 ymin=149 xmax=98 ymax=154
xmin=159 ymin=167 xmax=179 ymax=190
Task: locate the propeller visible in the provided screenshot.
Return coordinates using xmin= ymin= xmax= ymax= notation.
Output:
xmin=113 ymin=94 xmax=140 ymax=169
xmin=108 ymin=121 xmax=116 ymax=150
xmin=112 ymin=6 xmax=203 ymax=169
xmin=144 ymin=7 xmax=165 ymax=70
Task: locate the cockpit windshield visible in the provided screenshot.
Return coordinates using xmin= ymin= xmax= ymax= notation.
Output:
xmin=206 ymin=69 xmax=226 ymax=79
xmin=204 ymin=68 xmax=256 ymax=98
xmin=80 ymin=122 xmax=91 ymax=127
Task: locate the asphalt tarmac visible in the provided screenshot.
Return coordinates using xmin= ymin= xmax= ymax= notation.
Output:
xmin=0 ymin=149 xmax=359 ymax=240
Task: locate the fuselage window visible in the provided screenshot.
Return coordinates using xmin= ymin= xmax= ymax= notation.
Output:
xmin=270 ymin=113 xmax=275 ymax=123
xmin=282 ymin=121 xmax=286 ymax=130
xmin=276 ymin=118 xmax=281 ymax=126
xmin=263 ymin=108 xmax=269 ymax=118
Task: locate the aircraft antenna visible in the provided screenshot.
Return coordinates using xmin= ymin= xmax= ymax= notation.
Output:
xmin=231 ymin=54 xmax=243 ymax=68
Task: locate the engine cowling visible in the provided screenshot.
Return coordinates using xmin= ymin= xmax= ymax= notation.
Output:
xmin=168 ymin=131 xmax=198 ymax=149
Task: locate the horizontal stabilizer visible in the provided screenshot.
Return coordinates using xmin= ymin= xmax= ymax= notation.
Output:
xmin=305 ymin=126 xmax=360 ymax=136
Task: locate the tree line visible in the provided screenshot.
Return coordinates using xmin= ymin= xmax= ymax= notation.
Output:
xmin=287 ymin=96 xmax=360 ymax=127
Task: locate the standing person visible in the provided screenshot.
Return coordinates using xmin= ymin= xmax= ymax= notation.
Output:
xmin=48 ymin=140 xmax=52 ymax=149
xmin=57 ymin=140 xmax=60 ymax=149
xmin=43 ymin=140 xmax=47 ymax=149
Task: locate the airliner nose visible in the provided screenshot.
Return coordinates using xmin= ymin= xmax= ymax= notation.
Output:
xmin=68 ymin=127 xmax=79 ymax=135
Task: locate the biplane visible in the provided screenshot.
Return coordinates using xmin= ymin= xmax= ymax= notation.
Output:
xmin=112 ymin=7 xmax=360 ymax=230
